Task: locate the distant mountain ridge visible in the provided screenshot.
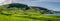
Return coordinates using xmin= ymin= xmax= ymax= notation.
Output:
xmin=30 ymin=6 xmax=55 ymax=14
xmin=0 ymin=3 xmax=60 ymax=14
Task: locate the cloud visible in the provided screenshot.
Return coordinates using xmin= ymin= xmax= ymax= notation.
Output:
xmin=0 ymin=0 xmax=60 ymax=4
xmin=0 ymin=0 xmax=60 ymax=5
xmin=43 ymin=0 xmax=60 ymax=2
xmin=29 ymin=0 xmax=60 ymax=2
xmin=0 ymin=0 xmax=6 ymax=3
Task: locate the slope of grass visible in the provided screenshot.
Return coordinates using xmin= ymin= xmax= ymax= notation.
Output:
xmin=0 ymin=5 xmax=60 ymax=21
xmin=0 ymin=14 xmax=60 ymax=21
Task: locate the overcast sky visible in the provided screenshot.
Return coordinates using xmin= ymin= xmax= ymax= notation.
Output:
xmin=0 ymin=0 xmax=60 ymax=11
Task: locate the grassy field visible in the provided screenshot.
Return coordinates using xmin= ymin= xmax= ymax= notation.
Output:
xmin=0 ymin=5 xmax=60 ymax=21
xmin=0 ymin=13 xmax=60 ymax=21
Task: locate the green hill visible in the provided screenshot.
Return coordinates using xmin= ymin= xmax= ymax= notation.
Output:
xmin=0 ymin=3 xmax=60 ymax=21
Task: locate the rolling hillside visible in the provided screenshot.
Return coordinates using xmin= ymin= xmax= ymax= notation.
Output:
xmin=0 ymin=3 xmax=60 ymax=21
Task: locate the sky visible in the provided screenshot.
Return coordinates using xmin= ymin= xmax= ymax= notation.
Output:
xmin=0 ymin=0 xmax=60 ymax=11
